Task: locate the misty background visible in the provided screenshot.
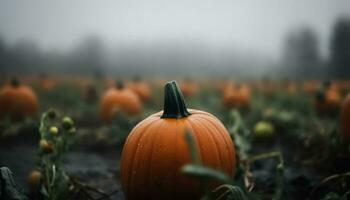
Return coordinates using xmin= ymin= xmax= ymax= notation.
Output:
xmin=0 ymin=0 xmax=350 ymax=78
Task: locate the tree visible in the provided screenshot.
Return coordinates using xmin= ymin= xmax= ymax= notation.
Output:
xmin=10 ymin=39 xmax=43 ymax=73
xmin=282 ymin=27 xmax=320 ymax=77
xmin=69 ymin=35 xmax=105 ymax=76
xmin=0 ymin=34 xmax=9 ymax=72
xmin=330 ymin=17 xmax=350 ymax=78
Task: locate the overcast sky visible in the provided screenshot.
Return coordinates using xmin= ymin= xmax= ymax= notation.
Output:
xmin=0 ymin=0 xmax=349 ymax=58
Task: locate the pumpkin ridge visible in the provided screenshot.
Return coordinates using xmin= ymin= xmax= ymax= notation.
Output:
xmin=147 ymin=121 xmax=167 ymax=198
xmin=206 ymin=119 xmax=232 ymax=173
xmin=130 ymin=120 xmax=162 ymax=199
xmin=128 ymin=116 xmax=158 ymax=135
xmin=211 ymin=117 xmax=235 ymax=175
xmin=191 ymin=116 xmax=224 ymax=170
xmin=197 ymin=115 xmax=235 ymax=174
xmin=204 ymin=116 xmax=234 ymax=160
xmin=184 ymin=117 xmax=202 ymax=164
xmin=191 ymin=109 xmax=218 ymax=119
xmin=124 ymin=119 xmax=160 ymax=198
xmin=172 ymin=119 xmax=181 ymax=198
xmin=122 ymin=116 xmax=158 ymax=153
xmin=192 ymin=116 xmax=221 ymax=168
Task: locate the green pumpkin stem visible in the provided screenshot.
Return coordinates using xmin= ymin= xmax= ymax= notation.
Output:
xmin=11 ymin=78 xmax=20 ymax=87
xmin=116 ymin=80 xmax=124 ymax=90
xmin=161 ymin=81 xmax=191 ymax=119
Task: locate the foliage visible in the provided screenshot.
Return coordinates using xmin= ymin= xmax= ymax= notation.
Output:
xmin=36 ymin=109 xmax=76 ymax=200
xmin=181 ymin=131 xmax=248 ymax=200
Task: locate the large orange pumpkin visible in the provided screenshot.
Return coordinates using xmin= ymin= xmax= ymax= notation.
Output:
xmin=0 ymin=79 xmax=38 ymax=120
xmin=120 ymin=81 xmax=236 ymax=200
xmin=99 ymin=81 xmax=141 ymax=123
xmin=128 ymin=78 xmax=151 ymax=102
xmin=339 ymin=94 xmax=350 ymax=142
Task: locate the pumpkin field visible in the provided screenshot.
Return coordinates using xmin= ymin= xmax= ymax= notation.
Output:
xmin=0 ymin=76 xmax=349 ymax=200
xmin=1 ymin=1 xmax=350 ymax=199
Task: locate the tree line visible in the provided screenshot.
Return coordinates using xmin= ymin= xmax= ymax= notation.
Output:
xmin=0 ymin=17 xmax=349 ymax=78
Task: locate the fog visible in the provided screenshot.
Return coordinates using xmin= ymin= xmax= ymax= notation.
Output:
xmin=0 ymin=0 xmax=349 ymax=76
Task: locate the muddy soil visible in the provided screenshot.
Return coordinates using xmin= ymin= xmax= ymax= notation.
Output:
xmin=0 ymin=138 xmax=124 ymax=200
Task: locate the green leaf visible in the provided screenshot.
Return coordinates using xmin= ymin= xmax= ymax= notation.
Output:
xmin=182 ymin=164 xmax=233 ymax=184
xmin=321 ymin=192 xmax=340 ymax=200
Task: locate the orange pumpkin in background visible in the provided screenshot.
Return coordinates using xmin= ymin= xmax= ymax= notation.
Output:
xmin=105 ymin=78 xmax=116 ymax=89
xmin=38 ymin=74 xmax=56 ymax=92
xmin=99 ymin=80 xmax=141 ymax=123
xmin=303 ymin=80 xmax=319 ymax=95
xmin=287 ymin=84 xmax=297 ymax=96
xmin=128 ymin=77 xmax=151 ymax=102
xmin=219 ymin=80 xmax=235 ymax=94
xmin=120 ymin=81 xmax=236 ymax=200
xmin=70 ymin=76 xmax=90 ymax=90
xmin=223 ymin=83 xmax=251 ymax=109
xmin=336 ymin=80 xmax=350 ymax=95
xmin=180 ymin=79 xmax=198 ymax=97
xmin=283 ymin=80 xmax=298 ymax=96
xmin=339 ymin=94 xmax=350 ymax=142
xmin=313 ymin=87 xmax=341 ymax=116
xmin=0 ymin=78 xmax=38 ymax=120
xmin=259 ymin=78 xmax=277 ymax=98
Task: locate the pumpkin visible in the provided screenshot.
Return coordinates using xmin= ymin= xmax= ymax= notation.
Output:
xmin=336 ymin=80 xmax=350 ymax=95
xmin=27 ymin=170 xmax=42 ymax=189
xmin=70 ymin=76 xmax=90 ymax=90
xmin=0 ymin=79 xmax=38 ymax=120
xmin=120 ymin=81 xmax=236 ymax=200
xmin=105 ymin=78 xmax=116 ymax=89
xmin=303 ymin=80 xmax=318 ymax=95
xmin=38 ymin=74 xmax=56 ymax=92
xmin=258 ymin=79 xmax=277 ymax=98
xmin=283 ymin=81 xmax=297 ymax=96
xmin=223 ymin=84 xmax=251 ymax=109
xmin=99 ymin=81 xmax=141 ymax=123
xmin=339 ymin=94 xmax=350 ymax=142
xmin=313 ymin=87 xmax=341 ymax=116
xmin=180 ymin=79 xmax=198 ymax=97
xmin=219 ymin=80 xmax=234 ymax=94
xmin=129 ymin=77 xmax=151 ymax=102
